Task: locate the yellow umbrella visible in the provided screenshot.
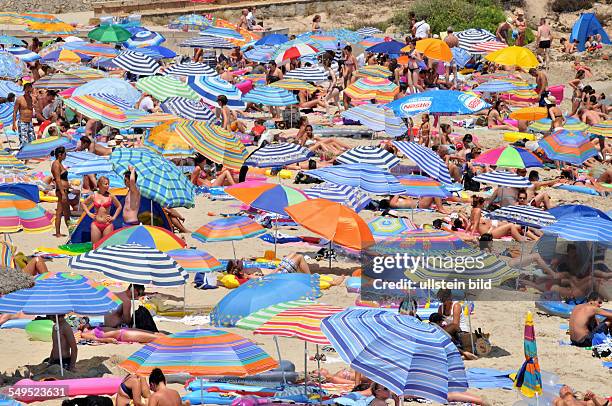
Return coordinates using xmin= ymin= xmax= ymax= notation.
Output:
xmin=145 ymin=120 xmax=194 ymax=158
xmin=27 ymin=21 xmax=76 ymax=34
xmin=270 ymin=79 xmax=316 ymax=92
xmin=485 ymin=46 xmax=538 ymax=68
xmin=412 ymin=38 xmax=453 ymax=62
xmin=509 ymin=107 xmax=548 ymax=121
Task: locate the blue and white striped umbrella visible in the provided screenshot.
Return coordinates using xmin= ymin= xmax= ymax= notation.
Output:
xmin=244 ymin=142 xmax=313 ymax=167
xmin=63 ymin=151 xmax=99 ymax=168
xmin=0 ymin=102 xmax=15 ymax=127
xmin=473 ymin=170 xmax=532 ymax=188
xmin=321 ymin=308 xmax=468 ymax=403
xmin=542 ymin=217 xmax=612 ymax=242
xmin=6 ymin=47 xmax=40 ymax=63
xmin=451 ymin=47 xmax=472 ymax=68
xmin=284 ymin=66 xmax=328 ymax=83
xmin=113 ymin=51 xmax=161 ymax=76
xmin=304 ymin=183 xmax=371 ymax=213
xmin=490 ymin=205 xmax=556 ymax=229
xmin=242 ymin=86 xmax=297 ymax=106
xmin=180 ymin=35 xmax=234 ymax=49
xmin=0 ymin=35 xmax=25 ymax=46
xmin=199 ymin=26 xmax=244 ymax=41
xmin=163 ymin=61 xmax=217 ymax=77
xmin=356 ymin=27 xmax=382 ymax=37
xmin=342 ymin=104 xmax=407 ymax=137
xmin=0 ymin=80 xmax=22 ymax=97
xmin=335 ymin=146 xmax=400 ymax=171
xmin=160 ymin=97 xmax=215 ymax=121
xmin=476 ymin=80 xmax=520 ymax=93
xmin=131 ymin=46 xmax=174 ymax=60
xmin=69 ymin=243 xmax=188 ymax=287
xmin=244 ymin=46 xmax=277 ymax=63
xmin=456 ymin=28 xmax=497 ymax=54
xmin=90 ymin=92 xmax=134 ymax=110
xmin=0 ymin=272 xmax=121 ymax=315
xmin=307 ymin=163 xmax=407 ymax=195
xmin=70 ymin=156 xmax=113 ymax=176
xmin=187 ymin=75 xmax=245 ymax=108
xmin=125 ymin=30 xmax=166 ymax=48
xmin=392 ymin=141 xmax=453 ymax=185
xmin=0 ymin=51 xmax=25 ymax=80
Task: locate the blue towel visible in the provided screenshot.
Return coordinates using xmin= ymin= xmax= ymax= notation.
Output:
xmin=466 ymin=368 xmax=514 ymax=389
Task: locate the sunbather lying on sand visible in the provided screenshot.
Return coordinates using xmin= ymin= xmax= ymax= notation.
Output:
xmin=78 ymin=317 xmax=164 ymax=344
xmin=554 ymin=385 xmax=610 ymax=406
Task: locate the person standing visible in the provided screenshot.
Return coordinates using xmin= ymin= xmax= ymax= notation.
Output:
xmin=536 ymin=17 xmax=552 ymax=68
xmin=312 ymin=15 xmax=322 ymax=33
xmin=123 ymin=166 xmax=141 ymax=227
xmin=413 ymin=17 xmax=430 ymax=40
xmin=51 ymin=146 xmax=71 ymax=238
xmin=12 ymin=82 xmax=35 ymax=148
xmin=444 ymin=26 xmax=459 ymax=48
xmin=529 ymin=68 xmax=549 ymax=105
xmin=147 ymin=368 xmax=183 ymax=406
xmin=496 ymin=18 xmax=513 ymax=44
xmin=514 ymin=10 xmax=527 ymax=46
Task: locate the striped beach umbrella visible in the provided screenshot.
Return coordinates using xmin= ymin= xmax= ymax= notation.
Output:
xmin=528 ymin=117 xmax=590 ymax=133
xmin=193 ymin=216 xmax=265 ymax=242
xmin=69 ymin=243 xmax=188 ymax=286
xmin=0 ymin=35 xmax=24 ymax=46
xmin=345 ymin=77 xmax=399 ymax=103
xmin=456 ymin=28 xmax=497 ymax=53
xmin=321 ymin=309 xmax=468 ymax=403
xmin=167 ymin=249 xmax=223 ymax=273
xmin=588 ymin=120 xmax=611 ymax=138
xmin=94 ymin=225 xmax=186 ymax=252
xmin=89 ymin=92 xmax=134 ymax=110
xmin=160 ymin=97 xmax=215 ymax=121
xmin=309 ymin=35 xmax=346 ymax=51
xmin=472 ymin=40 xmax=507 ymax=54
xmin=236 ymin=300 xmax=315 ymax=330
xmin=41 ymin=49 xmax=92 ymax=63
xmin=110 ymin=148 xmax=195 ymax=208
xmin=307 ymin=163 xmax=407 ymax=195
xmin=33 ymin=73 xmax=86 ymax=89
xmin=0 ymin=151 xmax=26 ymax=170
xmin=490 ymin=205 xmax=556 ymax=229
xmin=244 ymin=45 xmax=277 ymax=63
xmin=180 ymin=35 xmax=233 ymax=49
xmin=387 ymin=90 xmax=490 ymax=117
xmin=174 ymin=121 xmax=247 ymax=170
xmin=514 ymin=312 xmax=542 ymax=398
xmin=5 ymin=47 xmax=40 ymax=63
xmin=72 ymin=78 xmax=141 ymax=105
xmin=200 ymin=26 xmax=244 ymax=41
xmin=113 ymin=51 xmax=161 ymax=76
xmin=119 ymin=328 xmax=278 ymax=376
xmin=335 ymin=146 xmax=400 ymax=171
xmin=357 ymin=27 xmax=382 ymax=37
xmin=274 ymin=43 xmax=320 ymax=63
xmin=304 ymin=183 xmax=371 ymax=213
xmin=187 ymin=75 xmax=244 ymax=108
xmin=145 ymin=120 xmax=194 ymax=158
xmin=359 ymin=36 xmax=384 ymax=48
xmin=88 ymin=25 xmax=131 ymax=43
xmin=473 ymin=146 xmax=543 ymax=168
xmin=69 ymin=157 xmax=113 ymax=177
xmin=244 ymin=142 xmax=312 ymax=167
xmin=375 ymin=229 xmax=469 ymax=255
xmin=133 ymin=46 xmax=176 ymax=60
xmin=0 ymin=103 xmax=15 ymax=127
xmin=169 ymin=13 xmax=211 ymax=30
xmin=0 ymin=192 xmax=53 ymax=234
xmin=242 ymin=86 xmax=297 ymax=106
xmin=0 ymin=80 xmax=23 ymax=97
xmin=354 ymin=65 xmax=392 ymax=79
xmin=131 ymin=112 xmax=177 ymax=128
xmin=284 ymin=66 xmax=327 ymax=83
xmin=136 ymin=75 xmax=199 ymax=102
xmin=0 ymin=51 xmax=24 ymax=80
xmin=16 ymin=136 xmax=74 ymax=160
xmin=60 ymin=41 xmax=119 ymax=58
xmin=539 ymin=129 xmax=597 ymax=165
xmin=269 ymin=78 xmax=316 ymax=92
xmin=398 ymin=175 xmax=451 ymax=198
xmin=64 ymin=94 xmax=132 ymax=128
xmin=163 ymin=61 xmax=217 ymax=77
xmin=226 ymin=182 xmax=309 ymax=217
xmin=341 ymin=104 xmax=406 ymax=137
xmin=125 ymin=30 xmax=166 ymax=48
xmin=368 ymin=217 xmax=417 ymax=238
xmin=392 ymin=141 xmax=453 ymax=185
xmin=473 ymin=170 xmax=532 ymax=188
xmin=542 ymin=217 xmax=612 ymax=242
xmin=476 ymin=80 xmax=521 ymax=93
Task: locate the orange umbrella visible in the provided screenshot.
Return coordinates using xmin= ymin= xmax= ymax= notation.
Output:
xmin=412 ymin=38 xmax=453 ymax=62
xmin=285 ymin=199 xmax=374 ymax=252
xmin=509 ymin=107 xmax=548 ymax=121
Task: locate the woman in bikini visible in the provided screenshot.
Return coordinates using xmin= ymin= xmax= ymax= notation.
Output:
xmin=116 ymin=374 xmax=150 ymax=406
xmin=406 ymin=41 xmax=421 ymax=93
xmin=467 ymin=196 xmax=532 ymax=242
xmin=486 ymin=100 xmax=518 ymax=130
xmin=298 ymin=124 xmax=349 ymax=155
xmin=311 ymin=15 xmax=322 ymax=33
xmin=78 ymin=317 xmax=162 ymax=344
xmin=81 ymin=176 xmax=122 ymax=244
xmin=51 ymin=146 xmax=71 ymax=238
xmin=546 ymin=95 xmax=564 ymax=131
xmin=568 ymin=70 xmax=585 ymax=116
xmin=191 ymin=155 xmax=236 ymax=187
xmin=342 ymin=45 xmax=357 ymax=88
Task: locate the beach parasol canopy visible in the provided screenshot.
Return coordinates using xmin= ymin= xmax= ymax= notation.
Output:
xmin=306 ymin=163 xmax=407 ymax=195
xmin=550 ymin=204 xmax=611 ymax=221
xmin=72 ymin=78 xmax=141 ymax=105
xmin=284 ymin=66 xmax=328 ymax=83
xmin=69 ymin=243 xmax=188 ymax=286
xmin=398 ymin=175 xmax=451 ymax=198
xmin=94 ymin=225 xmax=186 ymax=251
xmin=200 ymin=25 xmax=245 ymax=41
xmin=514 ymin=312 xmax=542 ymax=398
xmin=285 ymin=199 xmax=374 ymax=250
xmin=509 ymin=106 xmax=548 ymax=121
xmin=144 ymin=120 xmax=194 ymax=158
xmin=193 ymin=216 xmax=265 ymax=243
xmin=274 ymin=43 xmax=320 ymax=63
xmin=542 ymin=217 xmax=612 ymax=242
xmin=180 ymin=35 xmax=234 ymax=49
xmin=242 ymin=86 xmax=297 ymax=106
xmin=0 ymin=35 xmax=25 ymax=46
xmin=60 ymin=41 xmax=120 ymax=58
xmin=354 ymin=65 xmax=393 ymax=79
xmin=304 ymin=183 xmax=371 ymax=213
xmin=167 ymin=249 xmax=223 ymax=273
xmin=169 ymin=13 xmax=211 ymax=30
xmin=473 ymin=170 xmax=532 ymax=188
xmin=588 ymin=120 xmax=611 ymax=138
xmin=368 ymin=217 xmax=417 ymax=238
xmin=112 ymin=51 xmax=161 ymax=76
xmin=335 ymin=146 xmax=400 ymax=171
xmin=321 ymin=308 xmax=468 ymax=404
xmin=33 ymin=73 xmax=86 ymax=89
xmin=392 ymin=141 xmax=453 ymax=185
xmin=236 ymin=300 xmax=316 ymax=330
xmin=125 ymin=29 xmax=166 ymax=48
xmin=387 ymin=90 xmax=490 ymax=117
xmin=344 ymin=77 xmax=399 ymax=103
xmin=0 ymin=151 xmax=26 ymax=170
xmin=255 ymin=33 xmax=288 ymax=46
xmin=119 ymin=328 xmax=278 ymax=376
xmin=187 ymin=75 xmax=245 ymax=108
xmin=341 ymin=104 xmax=407 ymax=137
xmin=0 ymin=51 xmax=25 ymax=80
xmin=225 ymin=182 xmax=309 ymax=217
xmin=0 ymin=192 xmax=53 ymax=234
xmin=5 ymin=47 xmax=41 ymax=63
xmin=475 ymin=80 xmax=521 ymax=93
xmin=244 ymin=46 xmax=277 ymax=63
xmin=366 ymin=39 xmax=405 ymax=55
xmin=455 ymin=28 xmax=497 ymax=53
xmin=136 ymin=75 xmax=199 ymax=101
xmin=64 ymin=94 xmax=133 ymax=129
xmin=0 ymin=80 xmax=23 ymax=97
xmin=160 ymin=97 xmax=215 ymax=121
xmin=16 ymin=136 xmax=74 ymax=160
xmin=244 ymin=143 xmax=312 ymax=168
xmin=357 ymin=26 xmax=383 ymax=36
xmin=88 ymin=24 xmax=131 ymax=43
xmin=210 ymin=273 xmax=321 ymax=327
xmin=473 ymin=40 xmax=507 ymax=53
xmin=41 ymin=49 xmax=91 ymax=63
xmin=485 ymin=46 xmax=538 ymax=68
xmin=490 ymin=205 xmax=556 ymax=229
xmin=539 ymin=129 xmax=598 ymax=165
xmin=163 ymin=61 xmax=217 ymax=77
xmin=413 ymin=38 xmax=453 ymax=62
xmin=269 ymin=78 xmax=316 ymax=92
xmin=528 ymin=116 xmax=590 ymax=133
xmin=473 ymin=146 xmax=542 ymax=168
xmin=374 ymin=229 xmax=469 ymax=255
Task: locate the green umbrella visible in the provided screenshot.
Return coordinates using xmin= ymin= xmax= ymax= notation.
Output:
xmin=88 ymin=25 xmax=131 ymax=43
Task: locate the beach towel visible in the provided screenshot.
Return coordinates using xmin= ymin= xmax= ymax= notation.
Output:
xmin=466 ymin=368 xmax=514 ymax=389
xmin=259 ymin=232 xmax=302 ymax=244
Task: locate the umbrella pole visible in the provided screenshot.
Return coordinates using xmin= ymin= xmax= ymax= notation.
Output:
xmin=516 ymin=226 xmax=526 ymax=291
xmin=131 ymin=285 xmax=136 ymax=328
xmin=304 ymin=340 xmax=308 ymax=398
xmin=200 ymin=378 xmax=204 ymax=406
xmin=183 ymin=283 xmax=186 ymax=316
xmin=273 ymin=336 xmax=287 ymax=386
xmin=150 ymin=200 xmax=153 ymax=226
xmin=328 ymin=241 xmax=332 ymax=271
xmin=274 ymin=218 xmax=278 ymax=258
xmin=316 ymin=344 xmax=323 ymax=405
xmin=465 ymin=294 xmax=475 ymax=355
xmin=55 ymin=315 xmax=64 ymax=377
xmin=231 ymin=241 xmax=236 ymax=260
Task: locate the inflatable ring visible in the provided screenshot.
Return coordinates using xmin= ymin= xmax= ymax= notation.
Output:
xmin=25 ymin=320 xmax=54 ymax=341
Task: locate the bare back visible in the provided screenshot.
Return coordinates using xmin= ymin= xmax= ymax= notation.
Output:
xmin=148 ymin=388 xmax=182 ymax=406
xmin=569 ymin=303 xmax=596 ymax=341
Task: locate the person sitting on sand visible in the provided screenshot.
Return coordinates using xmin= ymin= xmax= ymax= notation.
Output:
xmin=526 ymin=170 xmax=557 ymax=209
xmin=274 ymin=253 xmax=312 ymax=274
xmin=297 ymin=124 xmax=349 ymax=155
xmin=380 ymin=195 xmax=449 ymax=214
xmin=116 ymin=374 xmax=150 ymax=406
xmin=105 ymin=284 xmax=145 ymax=328
xmin=191 ymin=155 xmax=235 ymax=187
xmin=218 ymin=95 xmax=246 ymax=133
xmin=569 ymin=292 xmax=612 ymax=348
xmin=81 ymin=176 xmax=122 ymax=244
xmin=148 ymin=368 xmax=185 ymax=406
xmin=298 ymin=88 xmax=328 ymax=111
xmin=163 ymin=208 xmax=189 ymax=234
xmin=226 ymin=259 xmax=263 ymax=284
xmin=468 ymin=196 xmax=529 ymax=241
xmin=48 ymin=314 xmax=78 ymax=371
xmin=369 ymin=382 xmax=399 ymax=406
xmin=429 ymin=312 xmax=478 ymax=360
xmin=78 ymin=135 xmax=112 ymax=157
xmin=554 ymin=385 xmax=610 ymax=406
xmin=78 ymin=317 xmax=163 ymax=344
xmin=436 ymin=289 xmax=469 ymax=335
xmin=486 ymin=100 xmax=517 ymax=130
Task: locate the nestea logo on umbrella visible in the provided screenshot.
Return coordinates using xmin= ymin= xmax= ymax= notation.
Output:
xmin=459 ymin=94 xmax=487 ymax=112
xmin=399 ymin=98 xmax=432 ymax=114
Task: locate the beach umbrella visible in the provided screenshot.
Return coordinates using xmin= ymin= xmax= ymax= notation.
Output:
xmin=187 ymin=75 xmax=244 ymax=108
xmin=588 ymin=120 xmax=611 ymax=138
xmin=41 ymin=49 xmax=91 ymax=63
xmin=450 ymin=47 xmax=472 ymax=68
xmin=60 ymin=41 xmax=119 ymax=58
xmin=5 ymin=47 xmax=40 ymax=63
xmin=303 ymin=183 xmax=371 ymax=213
xmin=0 ymin=103 xmax=15 ymax=128
xmin=472 ymin=41 xmax=507 ymax=53
xmin=236 ymin=300 xmax=316 ymax=330
xmin=120 ymin=328 xmax=278 ymax=376
xmin=269 ymin=78 xmax=316 ymax=92
xmin=284 ymin=66 xmax=328 ymax=83
xmin=26 ymin=21 xmax=76 ymax=35
xmin=136 ymin=75 xmax=199 ymax=102
xmin=398 ymin=175 xmax=451 ymax=198
xmin=359 ymin=36 xmax=385 ymax=48
xmin=274 ymin=43 xmax=320 ymax=63
xmin=476 ymin=80 xmax=521 ymax=93
xmin=200 ymin=26 xmax=244 ymax=41
xmin=225 ymin=182 xmax=309 ymax=217
xmin=514 ymin=312 xmax=542 ymax=398
xmin=133 ymin=46 xmax=176 ymax=60
xmin=485 ymin=46 xmax=538 ymax=68
xmin=255 ymin=33 xmax=288 ymax=46
xmin=180 ymin=35 xmax=233 ymax=49
xmin=509 ymin=107 xmax=548 ymax=121
xmin=64 ymin=94 xmax=133 ymax=129
xmin=110 ymin=148 xmax=195 ymax=208
xmin=33 ymin=73 xmax=86 ymax=89
xmin=88 ymin=25 xmax=131 ymax=43
xmin=322 ymin=28 xmax=362 ymax=43
xmin=528 ymin=116 xmax=590 ymax=133
xmin=60 ymin=67 xmax=108 ymax=81
xmin=542 ymin=217 xmax=612 ymax=242
xmin=341 ymin=104 xmax=407 ymax=137
xmin=366 ymin=40 xmax=405 ymax=55
xmin=375 ymin=229 xmax=468 ymax=254
xmin=160 ymin=97 xmax=215 ymax=121
xmin=69 ymin=156 xmax=114 ymax=177
xmin=307 ymin=163 xmax=407 ymax=195
xmin=94 ymin=225 xmax=186 ymax=251
xmin=167 ymin=249 xmax=223 ymax=273
xmin=16 ymin=136 xmax=74 ymax=160
xmin=286 ymin=199 xmax=374 ymax=251
xmin=473 ymin=146 xmax=543 ymax=168
xmin=163 ymin=61 xmax=217 ymax=77
xmin=335 ymin=146 xmax=400 ymax=171
xmin=321 ymin=308 xmax=468 ymax=404
xmin=345 ymin=77 xmax=399 ymax=103
xmin=193 ymin=216 xmax=265 ymax=243
xmin=387 ymin=90 xmax=490 ymax=117
xmin=392 ymin=141 xmax=453 ymax=185
xmin=112 ymin=51 xmax=161 ymax=76
xmin=0 ymin=35 xmax=24 ymax=46
xmin=72 ymin=78 xmax=141 ymax=105
xmin=144 ymin=120 xmax=194 ymax=158
xmin=413 ymin=38 xmax=452 ymax=62
xmin=169 ymin=13 xmax=211 ymax=30
xmin=0 ymin=80 xmax=23 ymax=97
xmin=244 ymin=45 xmax=277 ymax=63
xmin=357 ymin=27 xmax=383 ymax=36
xmin=473 ymin=170 xmax=532 ymax=188
xmin=539 ymin=129 xmax=597 ymax=165
xmin=174 ymin=121 xmax=247 ymax=170
xmin=62 ymin=151 xmax=100 ymax=167
xmin=0 ymin=152 xmax=26 ymax=170
xmin=490 ymin=205 xmax=556 ymax=229
xmin=87 ymin=92 xmax=134 ymax=110
xmin=368 ymin=217 xmax=417 ymax=238
xmin=0 ymin=51 xmax=24 ymax=80
xmin=131 ymin=112 xmax=177 ymax=128
xmin=455 ymin=28 xmax=497 ymax=53
xmin=242 ymin=86 xmax=297 ymax=106
xmin=0 ymin=192 xmax=52 ymax=233
xmin=354 ymin=65 xmax=392 ymax=79
xmin=244 ymin=143 xmax=313 ymax=167
xmin=211 ymin=273 xmax=321 ymax=326
xmin=125 ymin=30 xmax=165 ymax=48
xmin=550 ymin=204 xmax=611 ymax=221
xmin=309 ymin=35 xmax=346 ymax=51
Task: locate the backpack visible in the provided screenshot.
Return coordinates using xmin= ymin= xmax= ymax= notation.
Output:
xmin=134 ymin=306 xmax=158 ymax=332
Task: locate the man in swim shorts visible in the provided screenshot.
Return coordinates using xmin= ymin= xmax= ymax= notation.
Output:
xmin=104 ymin=284 xmax=145 ymax=328
xmin=12 ymin=83 xmax=35 ymax=148
xmin=569 ymin=292 xmax=612 ymax=347
xmin=123 ymin=166 xmax=141 ymax=227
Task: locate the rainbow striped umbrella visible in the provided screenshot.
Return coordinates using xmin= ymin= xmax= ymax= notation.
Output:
xmin=16 ymin=136 xmax=74 ymax=160
xmin=0 ymin=151 xmax=26 ymax=170
xmin=136 ymin=76 xmax=199 ymax=101
xmin=588 ymin=120 xmax=611 ymax=138
xmin=374 ymin=229 xmax=468 ymax=255
xmin=131 ymin=112 xmax=177 ymax=128
xmin=514 ymin=312 xmax=542 ymax=398
xmin=167 ymin=249 xmax=223 ymax=273
xmin=225 ymin=182 xmax=309 ymax=217
xmin=236 ymin=300 xmax=315 ymax=330
xmin=473 ymin=146 xmax=542 ymax=168
xmin=253 ymin=303 xmax=343 ymax=344
xmin=119 ymin=328 xmax=278 ymax=376
xmin=33 ymin=73 xmax=86 ymax=89
xmin=61 ymin=41 xmax=120 ymax=58
xmin=64 ymin=94 xmax=132 ymax=128
xmin=344 ymin=77 xmax=399 ymax=103
xmin=269 ymin=78 xmax=316 ymax=92
xmin=528 ymin=117 xmax=590 ymax=133
xmin=145 ymin=120 xmax=194 ymax=158
xmin=0 ymin=192 xmax=53 ymax=233
xmin=368 ymin=217 xmax=417 ymax=238
xmin=193 ymin=216 xmax=265 ymax=243
xmin=174 ymin=121 xmax=247 ymax=171
xmin=397 ymin=175 xmax=451 ymax=198
xmin=94 ymin=225 xmax=186 ymax=252
xmin=539 ymin=129 xmax=598 ymax=165
xmin=354 ymin=65 xmax=392 ymax=79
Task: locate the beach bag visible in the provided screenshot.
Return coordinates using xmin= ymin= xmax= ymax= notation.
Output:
xmin=194 ymin=272 xmax=218 ymax=289
xmin=134 ymin=306 xmax=158 ymax=332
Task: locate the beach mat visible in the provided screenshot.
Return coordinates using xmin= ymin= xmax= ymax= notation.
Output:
xmin=466 ymin=368 xmax=514 ymax=389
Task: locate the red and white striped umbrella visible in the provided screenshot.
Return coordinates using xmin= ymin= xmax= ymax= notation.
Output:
xmin=274 ymin=43 xmax=319 ymax=63
xmin=473 ymin=41 xmax=507 ymax=53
